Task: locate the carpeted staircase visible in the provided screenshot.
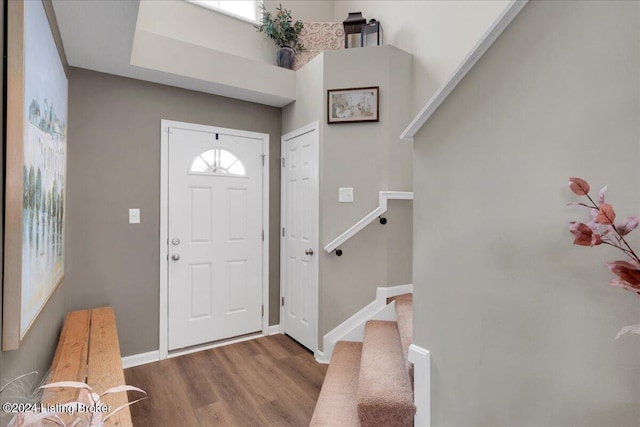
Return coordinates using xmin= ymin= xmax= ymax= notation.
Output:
xmin=310 ymin=294 xmax=415 ymax=427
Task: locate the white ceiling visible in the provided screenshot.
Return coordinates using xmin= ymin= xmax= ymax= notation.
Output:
xmin=51 ymin=0 xmax=294 ymax=107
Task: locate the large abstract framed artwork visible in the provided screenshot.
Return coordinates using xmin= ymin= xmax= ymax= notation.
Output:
xmin=3 ymin=0 xmax=68 ymax=350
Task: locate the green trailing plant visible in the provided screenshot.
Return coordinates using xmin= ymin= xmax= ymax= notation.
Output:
xmin=255 ymin=4 xmax=305 ymax=52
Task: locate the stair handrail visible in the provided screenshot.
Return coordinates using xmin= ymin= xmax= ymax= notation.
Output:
xmin=324 ymin=191 xmax=413 ymax=254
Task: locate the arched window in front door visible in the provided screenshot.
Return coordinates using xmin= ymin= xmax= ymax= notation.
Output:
xmin=189 ymin=148 xmax=246 ymax=176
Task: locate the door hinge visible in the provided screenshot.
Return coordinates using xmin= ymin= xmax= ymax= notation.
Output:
xmin=262 ymin=305 xmax=264 ymax=317
xmin=262 ymin=229 xmax=264 ymax=241
xmin=282 ymin=227 xmax=285 ymax=237
xmin=281 ymin=157 xmax=285 ymax=168
xmin=215 ymin=133 xmax=219 ymax=140
xmin=261 ymin=153 xmax=266 ymax=166
xmin=281 ymin=296 xmax=285 ymax=306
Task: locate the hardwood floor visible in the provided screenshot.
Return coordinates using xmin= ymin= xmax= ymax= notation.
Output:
xmin=124 ymin=334 xmax=328 ymax=427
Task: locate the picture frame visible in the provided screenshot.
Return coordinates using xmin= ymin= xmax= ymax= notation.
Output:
xmin=327 ymin=86 xmax=379 ymax=124
xmin=3 ymin=0 xmax=68 ymax=350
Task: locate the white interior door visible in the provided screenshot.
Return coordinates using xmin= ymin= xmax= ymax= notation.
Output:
xmin=167 ymin=127 xmax=264 ymax=351
xmin=281 ymin=122 xmax=319 ymax=352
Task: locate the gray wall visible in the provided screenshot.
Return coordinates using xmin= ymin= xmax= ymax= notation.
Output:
xmin=66 ymin=68 xmax=282 ymax=356
xmin=320 ymin=47 xmax=413 ymax=342
xmin=332 ymin=0 xmax=510 ymax=114
xmin=282 ymin=53 xmax=324 ymax=133
xmin=283 ymin=46 xmax=414 ymax=347
xmin=272 ymin=0 xmax=334 ymax=22
xmin=413 ymin=1 xmax=640 ymax=426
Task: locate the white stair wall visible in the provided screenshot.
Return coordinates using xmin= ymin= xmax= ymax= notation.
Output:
xmin=340 ymin=301 xmax=397 ymax=343
xmin=316 ymin=284 xmax=413 ymax=364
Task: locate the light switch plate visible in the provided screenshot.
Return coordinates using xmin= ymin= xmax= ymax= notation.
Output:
xmin=129 ymin=208 xmax=140 ymax=224
xmin=339 ymin=187 xmax=354 ymax=203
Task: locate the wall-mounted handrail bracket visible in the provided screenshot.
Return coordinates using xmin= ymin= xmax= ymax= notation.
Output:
xmin=379 ymin=216 xmax=387 ymax=225
xmin=324 ymin=191 xmax=413 ymax=254
xmin=335 ymin=249 xmax=343 ymax=256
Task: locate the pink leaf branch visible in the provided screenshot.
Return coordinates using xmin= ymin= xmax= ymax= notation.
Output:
xmin=598 ymin=185 xmax=608 ymax=204
xmin=568 ymin=177 xmax=640 ymax=265
xmin=568 ymin=177 xmax=640 ymax=340
xmin=568 ymin=177 xmax=640 ymax=304
xmin=569 ymin=177 xmax=590 ymax=195
xmin=617 ymin=216 xmax=640 ymax=236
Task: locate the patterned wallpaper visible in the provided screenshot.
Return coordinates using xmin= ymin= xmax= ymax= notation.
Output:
xmin=294 ymin=22 xmax=345 ymax=71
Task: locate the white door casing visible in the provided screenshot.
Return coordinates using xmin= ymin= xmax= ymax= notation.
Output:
xmin=280 ymin=122 xmax=319 ymax=353
xmin=160 ymin=120 xmax=269 ymax=358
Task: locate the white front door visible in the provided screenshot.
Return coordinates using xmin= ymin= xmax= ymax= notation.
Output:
xmin=167 ymin=126 xmax=264 ymax=351
xmin=281 ymin=122 xmax=319 ymax=352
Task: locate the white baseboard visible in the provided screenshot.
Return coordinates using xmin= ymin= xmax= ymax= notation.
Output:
xmin=377 ymin=283 xmax=413 ymax=300
xmin=268 ymin=324 xmax=281 ymax=335
xmin=122 ymin=350 xmax=160 ymax=369
xmin=129 ymin=329 xmax=279 ymax=367
xmin=168 ymin=332 xmax=263 ymax=358
xmin=319 ymin=284 xmax=413 ymax=363
xmin=408 ymin=344 xmax=430 ymax=427
xmin=340 ymin=301 xmax=397 ymax=343
xmin=314 ymin=350 xmax=328 ymax=365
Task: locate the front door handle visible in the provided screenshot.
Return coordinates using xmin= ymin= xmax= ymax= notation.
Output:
xmin=171 ymin=254 xmax=181 ymax=261
xmin=305 ymin=248 xmax=314 ymax=256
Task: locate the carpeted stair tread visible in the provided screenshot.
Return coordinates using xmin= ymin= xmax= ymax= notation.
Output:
xmin=310 ymin=341 xmax=362 ymax=427
xmin=357 ymin=320 xmax=415 ymax=427
xmin=391 ymin=293 xmax=413 ymax=375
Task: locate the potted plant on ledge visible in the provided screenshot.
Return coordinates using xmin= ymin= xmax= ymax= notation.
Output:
xmin=255 ymin=4 xmax=304 ymax=70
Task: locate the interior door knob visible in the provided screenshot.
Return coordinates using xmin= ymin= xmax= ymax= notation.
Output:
xmin=171 ymin=254 xmax=181 ymax=261
xmin=305 ymin=248 xmax=314 ymax=256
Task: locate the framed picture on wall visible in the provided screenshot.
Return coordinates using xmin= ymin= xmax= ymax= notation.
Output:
xmin=3 ymin=0 xmax=68 ymax=350
xmin=327 ymin=86 xmax=379 ymax=124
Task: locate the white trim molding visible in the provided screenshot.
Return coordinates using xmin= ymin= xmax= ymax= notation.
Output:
xmin=377 ymin=284 xmax=413 ymax=300
xmin=185 ymin=0 xmax=260 ymax=25
xmin=123 ymin=330 xmax=277 ymax=368
xmin=324 ymin=191 xmax=413 ymax=253
xmin=409 ymin=344 xmax=431 ymax=427
xmin=159 ymin=119 xmax=270 ymax=359
xmin=122 ymin=350 xmax=161 ymax=369
xmin=268 ymin=324 xmax=281 ymax=335
xmin=318 ymin=284 xmax=413 ymax=364
xmin=280 ymin=121 xmax=321 ymax=356
xmin=168 ymin=332 xmax=263 ymax=358
xmin=400 ymin=0 xmax=528 ymax=141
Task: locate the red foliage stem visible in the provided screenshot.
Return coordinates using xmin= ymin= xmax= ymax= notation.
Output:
xmin=602 ymin=241 xmax=635 ymax=257
xmin=585 ymin=193 xmax=640 ymax=264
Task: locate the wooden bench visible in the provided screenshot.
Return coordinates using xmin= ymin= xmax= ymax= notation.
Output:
xmin=43 ymin=307 xmax=133 ymax=427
